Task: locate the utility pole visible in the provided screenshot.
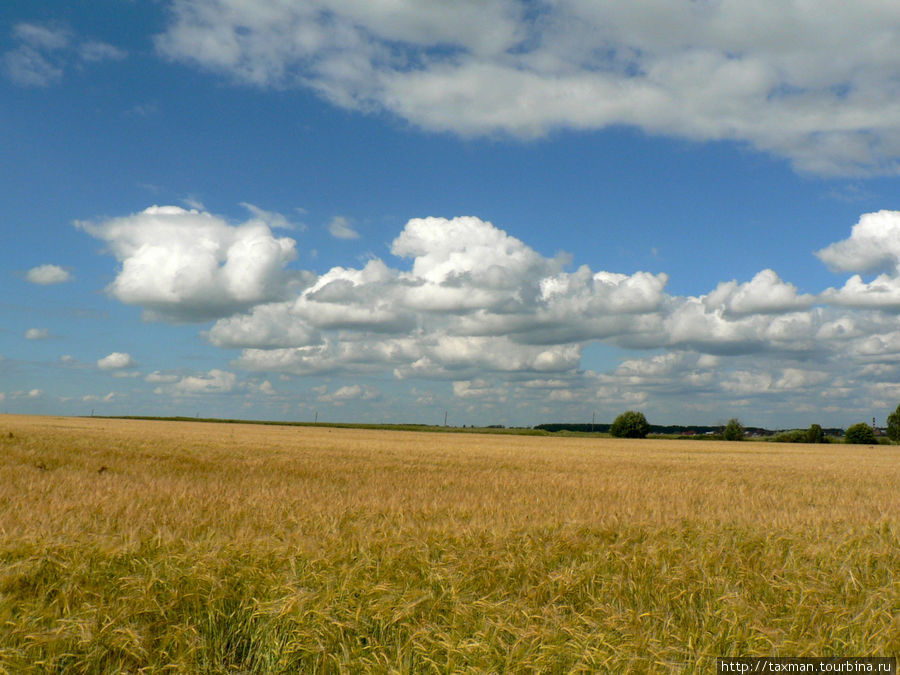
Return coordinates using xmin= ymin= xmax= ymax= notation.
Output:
xmin=592 ymin=410 xmax=595 ymax=433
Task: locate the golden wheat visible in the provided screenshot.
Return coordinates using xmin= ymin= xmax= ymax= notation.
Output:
xmin=0 ymin=415 xmax=897 ymax=672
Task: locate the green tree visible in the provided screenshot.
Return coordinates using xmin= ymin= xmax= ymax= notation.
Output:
xmin=886 ymin=404 xmax=900 ymax=442
xmin=723 ymin=418 xmax=744 ymax=441
xmin=609 ymin=411 xmax=650 ymax=438
xmin=844 ymin=423 xmax=876 ymax=445
xmin=806 ymin=424 xmax=825 ymax=444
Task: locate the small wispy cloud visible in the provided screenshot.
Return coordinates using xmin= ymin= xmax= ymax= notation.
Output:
xmin=317 ymin=384 xmax=378 ymax=405
xmin=82 ymin=392 xmax=116 ymax=403
xmin=145 ymin=371 xmax=179 ymax=383
xmin=328 ymin=216 xmax=360 ymax=240
xmin=3 ymin=22 xmax=125 ymax=87
xmin=14 ymin=23 xmax=70 ymax=50
xmin=3 ymin=45 xmax=63 ymax=86
xmin=11 ymin=389 xmax=43 ymax=400
xmin=26 ymin=264 xmax=72 ymax=285
xmin=154 ymin=369 xmax=237 ymax=396
xmin=79 ymin=41 xmax=126 ymax=63
xmin=182 ymin=195 xmax=206 ymax=210
xmin=242 ymin=203 xmax=306 ymax=231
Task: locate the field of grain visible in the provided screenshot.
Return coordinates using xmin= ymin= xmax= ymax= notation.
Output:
xmin=0 ymin=415 xmax=897 ymax=672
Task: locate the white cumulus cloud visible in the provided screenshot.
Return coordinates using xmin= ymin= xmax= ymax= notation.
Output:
xmin=78 ymin=205 xmax=302 ymax=321
xmin=818 ymin=211 xmax=900 ymax=311
xmin=25 ymin=328 xmax=49 ymax=340
xmin=97 ymin=352 xmax=136 ymax=370
xmin=704 ymin=269 xmax=814 ymax=316
xmin=817 ymin=211 xmax=900 ymax=274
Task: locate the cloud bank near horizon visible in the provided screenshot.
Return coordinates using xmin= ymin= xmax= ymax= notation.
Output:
xmin=78 ymin=204 xmax=900 ymax=420
xmin=156 ymin=0 xmax=900 ymax=175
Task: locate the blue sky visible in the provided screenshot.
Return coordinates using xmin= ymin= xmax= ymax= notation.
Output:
xmin=4 ymin=0 xmax=900 ymax=428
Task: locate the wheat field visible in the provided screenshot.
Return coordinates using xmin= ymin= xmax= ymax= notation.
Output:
xmin=0 ymin=414 xmax=897 ymax=673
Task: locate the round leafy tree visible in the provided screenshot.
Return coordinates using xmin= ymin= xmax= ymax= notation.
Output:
xmin=609 ymin=411 xmax=650 ymax=438
xmin=844 ymin=423 xmax=876 ymax=445
xmin=886 ymin=404 xmax=900 ymax=442
xmin=723 ymin=418 xmax=744 ymax=441
xmin=806 ymin=424 xmax=825 ymax=444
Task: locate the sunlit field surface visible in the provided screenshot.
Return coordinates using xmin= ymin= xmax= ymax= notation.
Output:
xmin=1 ymin=415 xmax=897 ymax=672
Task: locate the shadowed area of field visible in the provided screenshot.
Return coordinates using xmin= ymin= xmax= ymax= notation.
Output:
xmin=1 ymin=415 xmax=897 ymax=672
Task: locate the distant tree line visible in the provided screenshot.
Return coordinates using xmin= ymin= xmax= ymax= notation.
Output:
xmin=535 ymin=423 xmax=613 ymax=433
xmin=535 ymin=421 xmax=776 ymax=436
xmin=536 ymin=418 xmax=848 ymax=441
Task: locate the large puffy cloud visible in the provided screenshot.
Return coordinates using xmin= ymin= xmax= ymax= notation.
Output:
xmin=819 ymin=211 xmax=900 ymax=310
xmin=822 ymin=275 xmax=900 ymax=312
xmin=393 ymin=216 xmax=551 ymax=287
xmin=209 ymin=215 xmax=654 ymax=378
xmin=704 ymin=269 xmax=814 ymax=316
xmin=79 ymin=205 xmax=302 ymax=321
xmin=157 ymin=1 xmax=900 ymax=174
xmin=660 ymin=298 xmax=822 ymax=356
xmin=817 ymin=211 xmax=900 ymax=274
xmin=208 ymin=304 xmax=322 ymax=349
xmin=390 ymin=216 xmax=568 ymax=315
xmin=207 ymin=258 xmax=412 ymax=348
